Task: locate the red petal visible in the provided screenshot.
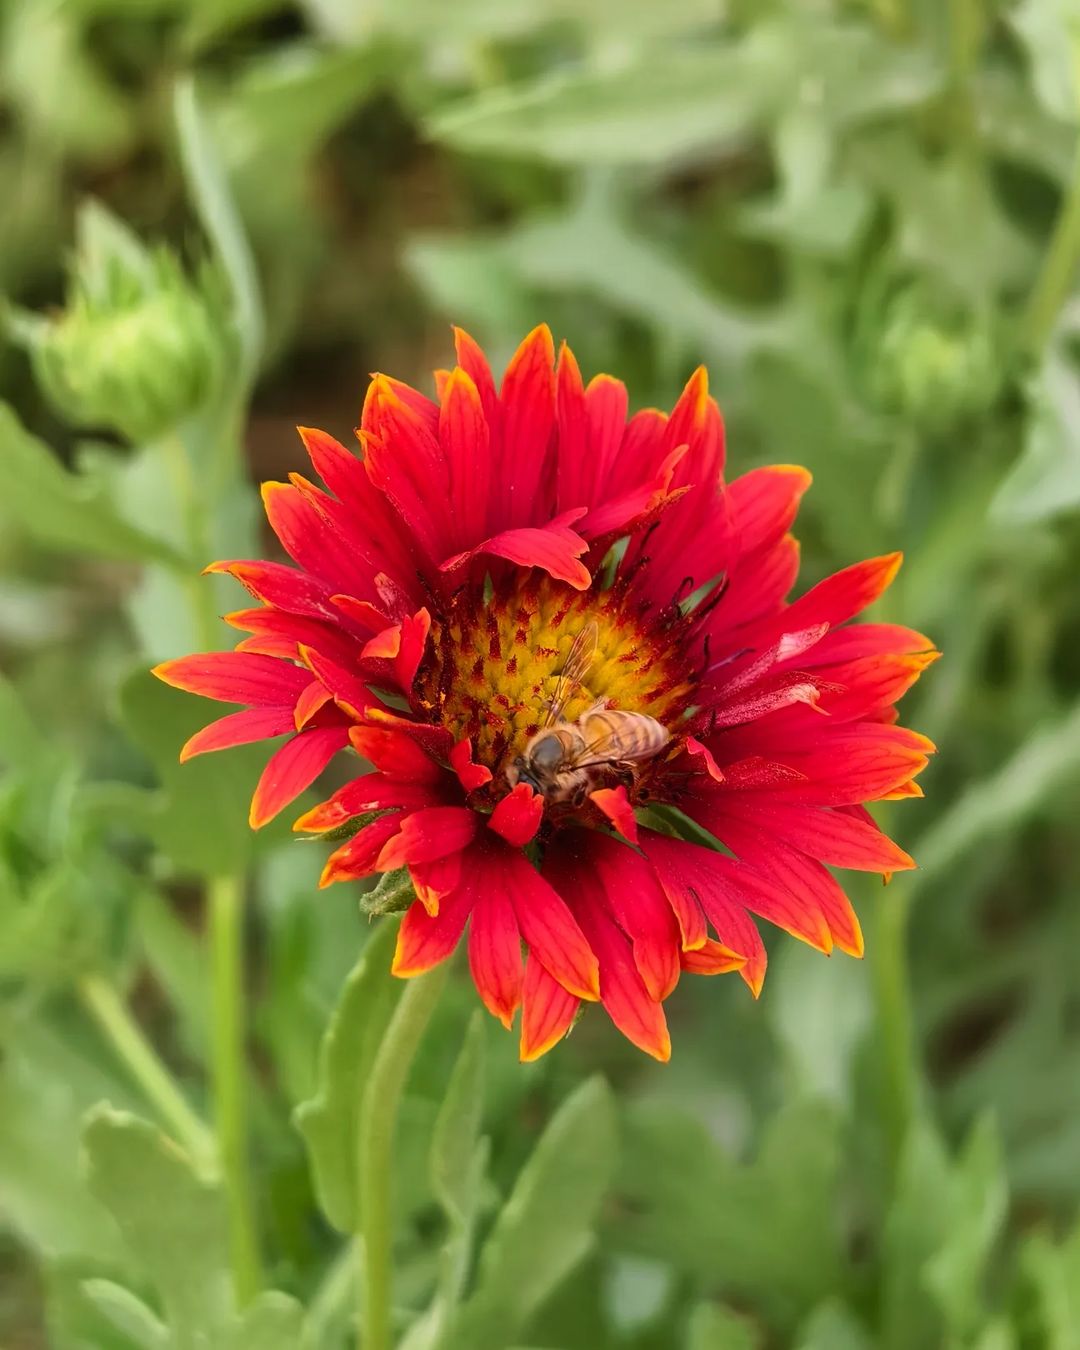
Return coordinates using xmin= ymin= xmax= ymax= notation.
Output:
xmin=786 ymin=552 xmax=903 ymax=630
xmin=586 ymin=832 xmax=681 ymax=1001
xmin=684 ymin=736 xmax=725 ymax=783
xmin=489 ymin=784 xmax=543 ymax=846
xmin=642 ymin=830 xmax=767 ymax=996
xmin=261 ymin=480 xmax=374 ymax=598
xmin=572 ymin=893 xmax=671 ymax=1062
xmin=789 ymin=622 xmax=934 ymax=668
xmin=506 ymin=850 xmax=600 ymax=1001
xmin=294 ymin=679 xmax=332 ymax=730
xmin=440 ymin=366 xmax=492 ymax=549
xmin=320 ymin=813 xmax=403 ymax=887
xmin=410 ymin=852 xmax=463 ymax=916
xmin=710 ymin=800 xmax=915 ymax=873
xmin=179 ymin=706 xmax=295 ymax=762
xmin=453 ymin=327 xmax=501 ymax=432
xmin=374 ymin=806 xmax=478 ymax=871
xmin=588 ymin=786 xmax=638 ymax=843
xmin=395 ymin=608 xmax=431 ymax=691
xmin=681 ymin=939 xmax=746 ymax=976
xmin=450 ymin=737 xmax=493 ymax=792
xmin=293 ymin=774 xmax=442 ymax=833
xmin=348 ymin=725 xmax=444 ymax=782
xmin=153 ymin=652 xmax=312 ymax=707
xmin=468 ymin=887 xmax=524 ymax=1028
xmin=249 ymin=726 xmax=350 ymax=829
xmin=498 ymin=324 xmax=556 ymax=528
xmin=205 ymin=560 xmax=339 ymax=621
xmin=299 ymin=645 xmax=381 ymax=720
xmin=725 ymin=464 xmax=811 ymax=554
xmin=519 ymin=954 xmax=580 ymax=1061
xmin=555 ymin=342 xmax=589 ymax=511
xmin=441 ymin=511 xmax=591 ymax=590
xmin=392 ymin=888 xmax=473 ymax=978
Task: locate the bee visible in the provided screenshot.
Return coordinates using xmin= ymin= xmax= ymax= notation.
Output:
xmin=507 ymin=622 xmax=671 ymax=805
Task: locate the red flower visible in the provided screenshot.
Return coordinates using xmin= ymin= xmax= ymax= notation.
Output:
xmin=154 ymin=326 xmax=936 ymax=1061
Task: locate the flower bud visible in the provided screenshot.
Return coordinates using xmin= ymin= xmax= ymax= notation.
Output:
xmin=865 ymin=287 xmax=1002 ymax=433
xmin=24 ymin=202 xmax=227 ymax=443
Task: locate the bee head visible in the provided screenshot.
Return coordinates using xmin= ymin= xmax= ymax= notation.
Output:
xmin=508 ymin=755 xmax=544 ymax=795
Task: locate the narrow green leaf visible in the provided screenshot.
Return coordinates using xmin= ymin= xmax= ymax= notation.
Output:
xmin=609 ymin=1100 xmax=843 ymax=1331
xmin=229 ymin=1291 xmax=307 ymax=1349
xmin=915 ymin=697 xmax=1080 ymax=882
xmin=119 ymin=668 xmax=296 ymax=877
xmin=293 ymin=921 xmax=402 ymax=1232
xmin=794 ymin=1301 xmax=873 ymax=1350
xmin=82 ymin=1106 xmax=233 ymax=1342
xmin=991 ymin=348 xmax=1080 ymax=525
xmin=431 ymin=1012 xmax=486 ymax=1225
xmin=79 ymin=1280 xmax=169 ymax=1350
xmin=174 ymin=79 xmax=265 ymax=384
xmin=686 ymin=1302 xmax=760 ymax=1350
xmin=0 ymin=404 xmax=181 ymax=564
xmin=402 ymin=1014 xmax=489 ymax=1350
xmin=443 ymin=1076 xmax=618 ymax=1350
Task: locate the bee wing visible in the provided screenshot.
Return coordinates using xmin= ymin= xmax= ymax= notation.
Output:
xmin=569 ymin=711 xmax=668 ymax=768
xmin=544 ymin=621 xmax=599 ymax=726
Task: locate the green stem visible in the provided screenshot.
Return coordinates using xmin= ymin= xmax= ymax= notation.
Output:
xmin=946 ymin=0 xmax=981 ymax=142
xmin=78 ymin=973 xmax=216 ymax=1168
xmin=208 ymin=874 xmax=263 ymax=1305
xmin=869 ymin=880 xmax=919 ymax=1169
xmin=305 ymin=1240 xmax=356 ymax=1350
xmin=1023 ymin=143 xmax=1080 ymax=354
xmin=358 ymin=964 xmax=450 ymax=1350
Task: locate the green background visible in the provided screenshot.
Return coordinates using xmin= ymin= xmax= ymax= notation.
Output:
xmin=2 ymin=0 xmax=1080 ymax=1346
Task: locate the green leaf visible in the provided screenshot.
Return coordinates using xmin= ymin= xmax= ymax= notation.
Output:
xmin=430 ymin=1012 xmax=487 ymax=1226
xmin=794 ymin=1302 xmax=873 ymax=1350
xmin=229 ymin=1291 xmax=307 ymax=1349
xmin=82 ymin=1106 xmax=233 ymax=1339
xmin=293 ymin=921 xmax=402 ymax=1232
xmin=914 ymin=697 xmax=1080 ymax=883
xmin=991 ymin=348 xmax=1080 ymax=525
xmin=0 ymin=1022 xmax=128 ymax=1262
xmin=401 ymin=1013 xmax=489 ymax=1350
xmin=119 ymin=668 xmax=292 ymax=877
xmin=924 ymin=1119 xmax=1009 ymax=1340
xmin=80 ymin=1280 xmax=169 ymax=1350
xmin=768 ymin=939 xmax=871 ymax=1108
xmin=442 ymin=1076 xmax=618 ymax=1350
xmin=1007 ymin=0 xmax=1080 ymax=122
xmin=882 ymin=1117 xmax=1008 ymax=1349
xmin=82 ymin=1107 xmax=307 ymax=1346
xmin=609 ymin=1100 xmax=843 ymax=1331
xmin=426 ymin=47 xmax=773 ymax=167
xmin=686 ymin=1302 xmax=760 ymax=1350
xmin=0 ymin=404 xmax=181 ymax=564
xmin=1019 ymin=1222 xmax=1080 ymax=1350
xmin=175 ymin=80 xmax=265 ymax=386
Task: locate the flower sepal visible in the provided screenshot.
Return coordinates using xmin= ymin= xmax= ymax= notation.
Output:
xmin=361 ymin=867 xmax=417 ymax=918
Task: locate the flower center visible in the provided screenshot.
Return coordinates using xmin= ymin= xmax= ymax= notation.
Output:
xmin=416 ymin=576 xmax=696 ymax=785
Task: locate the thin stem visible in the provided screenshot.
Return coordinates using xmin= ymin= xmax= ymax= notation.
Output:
xmin=946 ymin=0 xmax=982 ymax=142
xmin=868 ymin=880 xmax=919 ymax=1170
xmin=1023 ymin=143 xmax=1080 ymax=354
xmin=305 ymin=1240 xmax=357 ymax=1350
xmin=208 ymin=874 xmax=263 ymax=1305
xmin=358 ymin=964 xmax=450 ymax=1350
xmin=78 ymin=973 xmax=216 ymax=1168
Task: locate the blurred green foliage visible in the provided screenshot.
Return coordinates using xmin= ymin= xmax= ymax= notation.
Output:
xmin=3 ymin=0 xmax=1080 ymax=1346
